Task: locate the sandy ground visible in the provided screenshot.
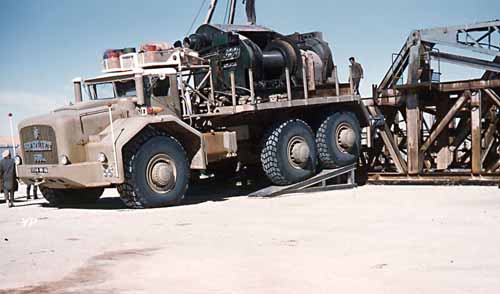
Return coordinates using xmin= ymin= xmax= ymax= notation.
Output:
xmin=0 ymin=183 xmax=499 ymax=294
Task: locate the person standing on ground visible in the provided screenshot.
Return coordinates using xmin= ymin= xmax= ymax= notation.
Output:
xmin=349 ymin=57 xmax=364 ymax=95
xmin=0 ymin=150 xmax=18 ymax=208
xmin=27 ymin=184 xmax=38 ymax=200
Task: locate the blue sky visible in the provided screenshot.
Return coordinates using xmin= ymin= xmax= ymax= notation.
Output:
xmin=0 ymin=0 xmax=499 ymax=136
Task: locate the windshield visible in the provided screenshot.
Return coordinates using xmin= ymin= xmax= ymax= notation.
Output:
xmin=87 ymin=79 xmax=136 ymax=100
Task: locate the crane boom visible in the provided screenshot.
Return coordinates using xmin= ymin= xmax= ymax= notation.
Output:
xmin=205 ymin=0 xmax=256 ymax=25
xmin=228 ymin=0 xmax=237 ymax=24
xmin=204 ymin=0 xmax=218 ymax=24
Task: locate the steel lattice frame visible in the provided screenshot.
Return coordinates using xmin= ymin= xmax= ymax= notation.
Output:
xmin=362 ymin=21 xmax=500 ymax=185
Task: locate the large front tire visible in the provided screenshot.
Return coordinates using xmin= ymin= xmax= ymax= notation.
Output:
xmin=261 ymin=119 xmax=318 ymax=186
xmin=40 ymin=187 xmax=104 ymax=206
xmin=118 ymin=135 xmax=190 ymax=209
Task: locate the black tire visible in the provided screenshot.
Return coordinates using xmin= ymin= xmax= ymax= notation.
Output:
xmin=40 ymin=186 xmax=104 ymax=206
xmin=117 ymin=134 xmax=190 ymax=209
xmin=261 ymin=119 xmax=318 ymax=186
xmin=316 ymin=111 xmax=361 ymax=168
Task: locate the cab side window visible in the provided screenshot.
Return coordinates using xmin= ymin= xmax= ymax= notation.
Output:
xmin=152 ymin=78 xmax=170 ymax=97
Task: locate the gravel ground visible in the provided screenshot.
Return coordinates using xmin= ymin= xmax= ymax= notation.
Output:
xmin=0 ymin=184 xmax=499 ymax=294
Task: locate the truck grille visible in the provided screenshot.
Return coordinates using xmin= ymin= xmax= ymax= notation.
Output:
xmin=20 ymin=125 xmax=58 ymax=165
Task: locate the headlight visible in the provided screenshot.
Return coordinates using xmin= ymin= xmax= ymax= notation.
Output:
xmin=14 ymin=156 xmax=22 ymax=165
xmin=97 ymin=153 xmax=108 ymax=163
xmin=59 ymin=155 xmax=70 ymax=165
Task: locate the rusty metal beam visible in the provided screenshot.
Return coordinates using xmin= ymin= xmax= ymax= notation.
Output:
xmin=420 ymin=92 xmax=470 ymax=153
xmin=419 ymin=20 xmax=500 ymax=57
xmin=369 ymin=21 xmax=500 ymax=182
xmin=482 ymin=102 xmax=499 ymax=167
xmin=365 ymin=105 xmax=408 ymax=173
xmin=471 ymin=91 xmax=482 ymax=175
xmin=387 ymin=79 xmax=500 ymax=96
xmin=490 ymin=159 xmax=500 ymax=172
xmin=482 ymin=120 xmax=498 ymax=164
xmin=379 ymin=37 xmax=413 ymax=90
xmin=484 ymin=88 xmax=500 ymax=107
xmin=435 ymin=94 xmax=452 ymax=170
xmin=406 ymin=43 xmax=423 ymax=174
xmin=438 ymin=79 xmax=500 ymax=92
xmin=428 ymin=51 xmax=500 ymax=73
xmin=368 ymin=172 xmax=500 ymax=186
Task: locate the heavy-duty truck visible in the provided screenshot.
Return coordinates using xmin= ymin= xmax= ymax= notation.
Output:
xmin=15 ymin=2 xmax=368 ymax=208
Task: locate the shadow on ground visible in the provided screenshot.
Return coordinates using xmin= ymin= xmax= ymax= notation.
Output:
xmin=30 ymin=174 xmax=271 ymax=211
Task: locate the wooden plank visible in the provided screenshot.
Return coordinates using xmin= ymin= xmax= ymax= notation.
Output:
xmin=471 ymin=91 xmax=482 ymax=175
xmin=420 ymin=92 xmax=469 ymax=153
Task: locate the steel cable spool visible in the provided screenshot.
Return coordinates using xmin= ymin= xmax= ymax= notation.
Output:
xmin=263 ymin=38 xmax=301 ymax=80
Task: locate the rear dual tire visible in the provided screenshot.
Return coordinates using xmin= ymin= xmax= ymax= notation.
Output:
xmin=316 ymin=112 xmax=361 ymax=169
xmin=260 ymin=112 xmax=361 ymax=186
xmin=261 ymin=119 xmax=318 ymax=186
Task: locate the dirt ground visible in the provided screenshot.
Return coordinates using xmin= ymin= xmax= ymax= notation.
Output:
xmin=0 ymin=183 xmax=499 ymax=294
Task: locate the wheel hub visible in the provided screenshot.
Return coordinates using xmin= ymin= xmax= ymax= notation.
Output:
xmin=146 ymin=154 xmax=177 ymax=193
xmin=336 ymin=123 xmax=356 ymax=153
xmin=151 ymin=162 xmax=174 ymax=187
xmin=288 ymin=136 xmax=310 ymax=169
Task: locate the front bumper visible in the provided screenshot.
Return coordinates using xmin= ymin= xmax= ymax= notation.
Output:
xmin=18 ymin=162 xmax=118 ymax=189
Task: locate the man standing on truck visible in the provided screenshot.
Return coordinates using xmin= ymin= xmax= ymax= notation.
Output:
xmin=0 ymin=150 xmax=18 ymax=208
xmin=349 ymin=57 xmax=364 ymax=95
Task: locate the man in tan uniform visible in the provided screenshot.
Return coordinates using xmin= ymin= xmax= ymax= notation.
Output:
xmin=349 ymin=57 xmax=364 ymax=95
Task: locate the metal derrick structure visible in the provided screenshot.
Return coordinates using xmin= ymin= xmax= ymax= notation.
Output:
xmin=363 ymin=20 xmax=500 ymax=185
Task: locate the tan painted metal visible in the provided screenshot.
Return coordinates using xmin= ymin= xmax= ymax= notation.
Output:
xmin=203 ymin=131 xmax=237 ymax=163
xmin=17 ymin=97 xmax=206 ymax=189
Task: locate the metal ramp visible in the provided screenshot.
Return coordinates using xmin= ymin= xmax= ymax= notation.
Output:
xmin=249 ymin=164 xmax=357 ymax=198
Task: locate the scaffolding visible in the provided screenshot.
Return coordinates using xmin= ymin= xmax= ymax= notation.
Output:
xmin=362 ymin=20 xmax=500 ymax=185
